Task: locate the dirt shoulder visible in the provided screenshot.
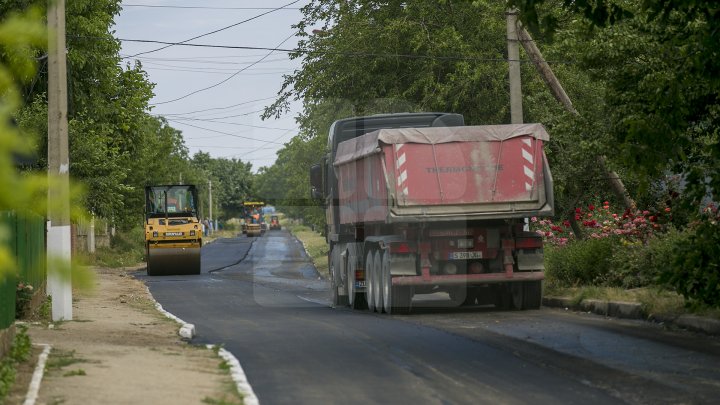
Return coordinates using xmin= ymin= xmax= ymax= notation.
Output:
xmin=9 ymin=266 xmax=242 ymax=405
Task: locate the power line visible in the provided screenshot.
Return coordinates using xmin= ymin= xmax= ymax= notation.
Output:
xmin=121 ymin=55 xmax=290 ymax=65
xmin=164 ymin=108 xmax=267 ymax=121
xmin=127 ymin=0 xmax=301 ymax=58
xmin=187 ymin=145 xmax=279 ymax=150
xmin=122 ymin=4 xmax=303 ymax=10
xmin=169 ymin=118 xmax=293 ymax=133
xmin=169 ymin=116 xmax=288 ymax=128
xmin=151 ymin=32 xmax=296 ymax=105
xmin=142 ymin=66 xmax=291 ymax=76
xmin=158 ymin=96 xmax=278 ymax=116
xmin=139 ymin=59 xmax=290 ymax=72
xmin=115 ymin=38 xmax=575 ymax=64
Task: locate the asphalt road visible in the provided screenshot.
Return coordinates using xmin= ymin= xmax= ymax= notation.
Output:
xmin=139 ymin=230 xmax=720 ymax=405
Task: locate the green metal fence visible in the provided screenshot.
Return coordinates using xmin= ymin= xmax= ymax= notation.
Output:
xmin=0 ymin=211 xmax=46 ymax=329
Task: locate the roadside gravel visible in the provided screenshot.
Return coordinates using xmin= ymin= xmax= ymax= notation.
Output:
xmin=7 ymin=266 xmax=242 ymax=405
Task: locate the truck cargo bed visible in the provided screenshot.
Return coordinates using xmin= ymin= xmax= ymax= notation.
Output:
xmin=334 ymin=124 xmax=554 ymax=225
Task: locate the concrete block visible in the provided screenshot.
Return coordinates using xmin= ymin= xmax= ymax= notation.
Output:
xmin=675 ymin=315 xmax=720 ymax=335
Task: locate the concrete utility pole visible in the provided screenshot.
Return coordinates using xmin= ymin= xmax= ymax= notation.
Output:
xmin=47 ymin=0 xmax=72 ymax=321
xmin=208 ymin=180 xmax=213 ymax=234
xmin=88 ymin=214 xmax=96 ymax=254
xmin=506 ymin=9 xmax=523 ymax=124
xmin=515 ymin=23 xmax=635 ymax=211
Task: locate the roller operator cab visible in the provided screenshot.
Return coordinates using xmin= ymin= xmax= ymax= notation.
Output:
xmin=310 ymin=113 xmax=554 ymax=313
xmin=145 ymin=185 xmax=202 ymax=275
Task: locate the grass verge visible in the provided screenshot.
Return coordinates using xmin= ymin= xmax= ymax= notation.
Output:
xmin=545 ymin=285 xmax=720 ymax=320
xmin=0 ymin=326 xmax=32 ymax=402
xmin=278 ymin=215 xmax=329 ymax=279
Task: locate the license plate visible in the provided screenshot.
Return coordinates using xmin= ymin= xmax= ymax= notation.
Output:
xmin=355 ymin=281 xmax=366 ymax=289
xmin=165 ymin=232 xmax=183 ymax=236
xmin=448 ymin=251 xmax=482 ymax=260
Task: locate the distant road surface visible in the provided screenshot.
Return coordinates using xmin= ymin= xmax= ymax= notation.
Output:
xmin=139 ymin=230 xmax=720 ymax=405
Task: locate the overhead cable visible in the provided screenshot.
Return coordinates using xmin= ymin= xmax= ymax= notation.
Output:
xmin=151 ymin=32 xmax=296 ymax=105
xmin=127 ymin=0 xmax=301 ymax=58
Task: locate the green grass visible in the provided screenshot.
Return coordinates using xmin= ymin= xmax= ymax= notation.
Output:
xmin=45 ymin=350 xmax=89 ymax=371
xmin=545 ymin=285 xmax=720 ymax=320
xmin=0 ymin=326 xmax=33 ymax=402
xmin=62 ymin=369 xmax=86 ymax=377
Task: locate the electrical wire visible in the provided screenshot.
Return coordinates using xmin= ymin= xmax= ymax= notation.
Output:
xmin=151 ymin=32 xmax=296 ymax=105
xmin=127 ymin=0 xmax=301 ymax=58
xmin=142 ymin=66 xmax=292 ymax=76
xmin=115 ymin=38 xmax=575 ymax=64
xmin=169 ymin=116 xmax=289 ymax=127
xmin=169 ymin=118 xmax=293 ymax=134
xmin=122 ymin=4 xmax=303 ymax=11
xmin=158 ymin=96 xmax=278 ymax=116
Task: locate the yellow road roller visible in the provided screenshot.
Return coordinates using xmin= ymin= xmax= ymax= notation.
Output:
xmin=145 ymin=185 xmax=202 ymax=275
xmin=243 ymin=201 xmax=265 ymax=237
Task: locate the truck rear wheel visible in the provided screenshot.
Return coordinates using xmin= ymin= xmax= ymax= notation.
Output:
xmin=365 ymin=250 xmax=376 ymax=312
xmin=381 ymin=251 xmax=412 ymax=314
xmin=330 ymin=248 xmax=348 ymax=307
xmin=347 ymin=255 xmax=367 ymax=310
xmin=372 ymin=251 xmax=383 ymax=312
xmin=522 ymin=281 xmax=543 ymax=309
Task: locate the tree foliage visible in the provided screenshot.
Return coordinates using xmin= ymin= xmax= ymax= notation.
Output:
xmin=513 ymin=0 xmax=720 ymax=210
xmin=2 ymin=0 xmax=255 ymax=229
xmin=261 ymin=0 xmax=626 ymax=226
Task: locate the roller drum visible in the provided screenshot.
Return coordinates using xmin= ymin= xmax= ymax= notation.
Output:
xmin=146 ymin=246 xmax=201 ymax=276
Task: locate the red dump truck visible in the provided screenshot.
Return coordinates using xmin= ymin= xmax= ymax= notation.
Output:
xmin=310 ymin=113 xmax=553 ymax=313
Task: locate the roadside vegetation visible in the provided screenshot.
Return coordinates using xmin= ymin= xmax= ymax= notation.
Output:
xmin=0 ymin=326 xmax=32 ymax=402
xmin=256 ymin=1 xmax=720 ymax=314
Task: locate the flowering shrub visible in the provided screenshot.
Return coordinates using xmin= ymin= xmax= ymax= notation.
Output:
xmin=15 ymin=282 xmax=35 ymax=319
xmin=660 ymin=203 xmax=720 ymax=308
xmin=531 ymin=201 xmax=672 ymax=246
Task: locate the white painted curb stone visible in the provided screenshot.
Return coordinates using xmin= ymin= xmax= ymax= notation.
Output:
xmin=208 ymin=345 xmax=260 ymax=405
xmin=23 ymin=343 xmax=51 ymax=405
xmin=146 ymin=286 xmax=195 ymax=339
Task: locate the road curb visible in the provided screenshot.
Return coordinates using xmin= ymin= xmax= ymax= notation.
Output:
xmin=145 ymin=287 xmax=258 ymax=403
xmin=147 ymin=286 xmax=196 ymax=339
xmin=22 ymin=343 xmax=51 ymax=405
xmin=207 ymin=345 xmax=260 ymax=405
xmin=543 ymin=296 xmax=720 ymax=336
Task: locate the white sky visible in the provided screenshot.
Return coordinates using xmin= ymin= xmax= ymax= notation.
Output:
xmin=114 ymin=0 xmax=311 ymax=171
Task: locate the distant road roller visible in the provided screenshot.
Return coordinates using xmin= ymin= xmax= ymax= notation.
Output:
xmin=145 ymin=185 xmax=202 ymax=275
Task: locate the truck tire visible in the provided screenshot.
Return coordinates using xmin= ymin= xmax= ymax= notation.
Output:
xmin=372 ymin=251 xmax=383 ymax=312
xmin=330 ymin=248 xmax=348 ymax=307
xmin=522 ymin=281 xmax=543 ymax=310
xmin=494 ymin=284 xmax=511 ymax=310
xmin=365 ymin=249 xmax=376 ymax=312
xmin=511 ymin=283 xmax=524 ymax=310
xmin=381 ymin=251 xmax=412 ymax=314
xmin=347 ymin=255 xmax=367 ymax=310
xmin=381 ymin=251 xmax=392 ymax=314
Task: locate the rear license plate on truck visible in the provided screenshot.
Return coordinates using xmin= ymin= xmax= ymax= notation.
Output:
xmin=448 ymin=251 xmax=482 ymax=260
xmin=165 ymin=232 xmax=183 ymax=236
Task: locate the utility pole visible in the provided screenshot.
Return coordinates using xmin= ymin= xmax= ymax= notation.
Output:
xmin=507 ymin=9 xmax=523 ymax=124
xmin=208 ymin=180 xmax=213 ymax=234
xmin=507 ymin=8 xmax=529 ymax=232
xmin=515 ymin=23 xmax=635 ymax=211
xmin=47 ymin=0 xmax=72 ymax=321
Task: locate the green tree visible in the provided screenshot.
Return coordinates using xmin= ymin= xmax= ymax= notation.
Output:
xmin=0 ymin=7 xmax=49 ymax=278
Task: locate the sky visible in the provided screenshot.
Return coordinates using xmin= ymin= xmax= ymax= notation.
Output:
xmin=113 ymin=0 xmax=312 ymax=171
